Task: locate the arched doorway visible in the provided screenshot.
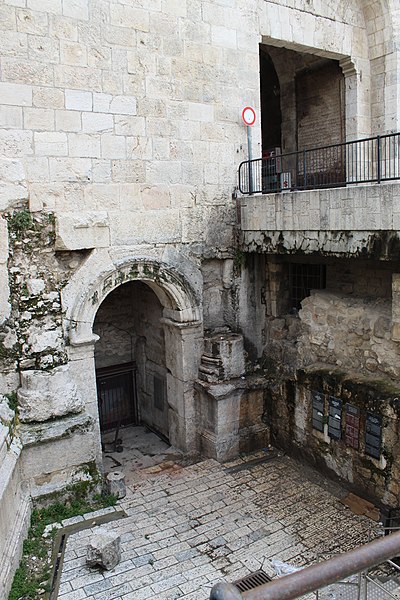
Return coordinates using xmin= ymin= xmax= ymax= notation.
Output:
xmin=93 ymin=281 xmax=169 ymax=444
xmin=65 ymin=255 xmax=203 ymax=469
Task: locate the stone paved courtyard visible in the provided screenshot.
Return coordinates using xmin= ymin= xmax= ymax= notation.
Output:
xmin=57 ymin=450 xmax=378 ymax=600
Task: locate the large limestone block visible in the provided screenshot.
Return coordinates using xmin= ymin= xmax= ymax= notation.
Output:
xmin=55 ymin=211 xmax=110 ymax=250
xmin=202 ymin=332 xmax=245 ymax=381
xmin=18 ymin=365 xmax=84 ymax=422
xmin=86 ymin=528 xmax=121 ymax=570
xmin=0 ymin=158 xmax=28 ymax=211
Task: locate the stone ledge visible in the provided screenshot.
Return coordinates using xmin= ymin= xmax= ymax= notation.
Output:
xmin=19 ymin=412 xmax=94 ymax=447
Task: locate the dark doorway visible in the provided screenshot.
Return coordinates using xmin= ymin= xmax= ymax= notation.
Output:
xmin=93 ymin=281 xmax=169 ymax=443
xmin=259 ymin=46 xmax=282 ymax=156
xmin=96 ymin=362 xmax=138 ymax=432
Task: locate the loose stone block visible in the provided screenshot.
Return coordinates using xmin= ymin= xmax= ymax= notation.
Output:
xmin=86 ymin=527 xmax=121 ymax=570
xmin=106 ymin=470 xmax=126 ymax=499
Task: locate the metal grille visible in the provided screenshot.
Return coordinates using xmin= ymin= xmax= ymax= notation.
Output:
xmin=96 ymin=362 xmax=137 ymax=432
xmin=233 ymin=570 xmax=271 ymax=592
xmin=290 ymin=263 xmax=326 ymax=310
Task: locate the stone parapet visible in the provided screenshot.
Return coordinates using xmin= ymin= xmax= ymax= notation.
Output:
xmin=240 ymin=183 xmax=400 ymax=257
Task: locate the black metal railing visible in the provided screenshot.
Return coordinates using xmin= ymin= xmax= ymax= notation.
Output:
xmin=238 ymin=132 xmax=400 ymax=195
xmin=209 ymin=529 xmax=400 ymax=599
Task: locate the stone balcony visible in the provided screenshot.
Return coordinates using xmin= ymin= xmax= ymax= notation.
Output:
xmin=239 ymin=182 xmax=400 ymax=258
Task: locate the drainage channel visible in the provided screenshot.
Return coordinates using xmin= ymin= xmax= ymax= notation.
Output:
xmin=225 ymin=449 xmax=284 ymax=474
xmin=234 ymin=569 xmax=272 ymax=593
xmin=47 ymin=508 xmax=126 ymax=600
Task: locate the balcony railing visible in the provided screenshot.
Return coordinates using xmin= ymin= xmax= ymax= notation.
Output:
xmin=238 ymin=132 xmax=400 ymax=195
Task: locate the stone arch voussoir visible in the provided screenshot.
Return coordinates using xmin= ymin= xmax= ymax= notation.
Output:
xmin=68 ymin=257 xmax=202 ymax=347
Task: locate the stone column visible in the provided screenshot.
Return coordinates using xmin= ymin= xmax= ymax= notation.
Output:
xmin=339 ymin=57 xmax=371 ymax=141
xmin=67 ymin=334 xmax=103 ymax=468
xmin=197 ymin=332 xmax=247 ymax=462
xmin=162 ymin=317 xmax=203 ymax=454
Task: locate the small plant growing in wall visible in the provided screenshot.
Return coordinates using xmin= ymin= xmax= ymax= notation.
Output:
xmin=8 ymin=210 xmax=32 ymax=239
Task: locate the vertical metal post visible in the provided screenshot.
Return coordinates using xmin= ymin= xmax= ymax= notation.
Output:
xmin=377 ymin=135 xmax=381 ymax=183
xmin=356 ymin=570 xmax=362 ymax=600
xmin=303 ymin=149 xmax=307 ymax=189
xmin=247 ymin=125 xmax=253 ymax=194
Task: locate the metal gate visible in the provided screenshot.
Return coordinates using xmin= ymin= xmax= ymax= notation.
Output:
xmin=96 ymin=362 xmax=137 ymax=432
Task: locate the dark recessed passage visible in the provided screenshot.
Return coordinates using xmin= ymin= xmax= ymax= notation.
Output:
xmin=233 ymin=570 xmax=272 ymax=592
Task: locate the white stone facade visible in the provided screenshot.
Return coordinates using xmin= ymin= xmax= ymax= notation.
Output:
xmin=0 ymin=0 xmax=400 ymax=595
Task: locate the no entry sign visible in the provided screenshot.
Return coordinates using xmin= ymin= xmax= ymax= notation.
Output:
xmin=241 ymin=106 xmax=256 ymax=126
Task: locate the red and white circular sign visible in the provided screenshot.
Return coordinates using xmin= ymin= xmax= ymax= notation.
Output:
xmin=241 ymin=106 xmax=256 ymax=126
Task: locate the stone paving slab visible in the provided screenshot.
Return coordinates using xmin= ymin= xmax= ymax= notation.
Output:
xmin=57 ymin=453 xmax=378 ymax=599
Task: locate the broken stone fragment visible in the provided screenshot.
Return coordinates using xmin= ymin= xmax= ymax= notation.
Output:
xmin=106 ymin=470 xmax=126 ymax=499
xmin=86 ymin=527 xmax=121 ymax=570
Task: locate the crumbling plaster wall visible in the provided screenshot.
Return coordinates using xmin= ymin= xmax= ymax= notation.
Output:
xmin=260 ymin=258 xmax=399 ymax=380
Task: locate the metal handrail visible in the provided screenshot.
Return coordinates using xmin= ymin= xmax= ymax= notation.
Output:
xmin=209 ymin=530 xmax=400 ymax=600
xmin=238 ymin=132 xmax=400 ymax=194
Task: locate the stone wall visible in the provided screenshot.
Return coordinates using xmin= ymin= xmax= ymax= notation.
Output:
xmin=298 ymin=291 xmax=399 ymax=380
xmin=0 ymin=397 xmax=30 ymax=600
xmin=241 ymin=184 xmax=400 ymax=253
xmin=0 ymin=0 xmax=399 ymax=593
xmin=266 ymin=367 xmax=400 ymax=509
xmin=255 ymin=261 xmax=400 ymax=507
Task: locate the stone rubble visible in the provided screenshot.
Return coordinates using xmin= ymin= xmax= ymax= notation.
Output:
xmin=86 ymin=527 xmax=121 ymax=571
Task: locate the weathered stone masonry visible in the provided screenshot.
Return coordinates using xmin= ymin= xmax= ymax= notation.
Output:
xmin=1 ymin=0 xmax=400 ymax=595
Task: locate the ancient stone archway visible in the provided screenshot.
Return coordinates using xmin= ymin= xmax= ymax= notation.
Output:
xmin=68 ymin=258 xmax=201 ymax=345
xmin=64 ymin=254 xmax=203 ymax=457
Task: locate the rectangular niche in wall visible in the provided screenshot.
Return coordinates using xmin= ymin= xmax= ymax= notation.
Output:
xmin=345 ymin=404 xmax=360 ymax=449
xmin=365 ymin=413 xmax=382 ymax=459
xmin=153 ymin=375 xmax=165 ymax=411
xmin=312 ymin=390 xmax=325 ymax=432
xmin=328 ymin=396 xmax=342 ymax=440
